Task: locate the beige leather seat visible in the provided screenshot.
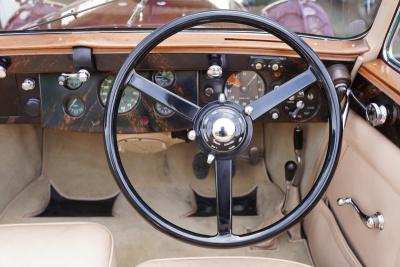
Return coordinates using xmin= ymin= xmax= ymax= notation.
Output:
xmin=137 ymin=257 xmax=312 ymax=267
xmin=0 ymin=222 xmax=116 ymax=267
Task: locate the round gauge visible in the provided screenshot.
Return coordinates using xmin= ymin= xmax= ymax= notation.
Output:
xmin=224 ymin=71 xmax=266 ymax=107
xmin=99 ymin=75 xmax=141 ymax=114
xmin=282 ymin=86 xmax=320 ymax=121
xmin=153 ymin=71 xmax=175 ymax=88
xmin=65 ymin=97 xmax=85 ymax=117
xmin=154 ymin=102 xmax=174 ymax=117
xmin=65 ymin=77 xmax=82 ymax=90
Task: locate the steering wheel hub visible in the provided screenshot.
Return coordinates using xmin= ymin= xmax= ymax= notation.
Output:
xmin=212 ymin=118 xmax=236 ymax=143
xmin=195 ymin=104 xmax=251 ymax=155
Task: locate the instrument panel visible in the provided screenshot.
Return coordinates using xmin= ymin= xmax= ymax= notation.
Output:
xmin=38 ymin=54 xmax=329 ymax=133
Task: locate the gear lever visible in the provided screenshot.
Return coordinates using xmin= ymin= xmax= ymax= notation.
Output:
xmin=293 ymin=126 xmax=303 ymax=186
xmin=282 ymin=161 xmax=297 ymax=214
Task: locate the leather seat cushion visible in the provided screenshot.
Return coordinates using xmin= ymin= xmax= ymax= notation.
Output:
xmin=0 ymin=222 xmax=116 ymax=267
xmin=137 ymin=257 xmax=312 ymax=267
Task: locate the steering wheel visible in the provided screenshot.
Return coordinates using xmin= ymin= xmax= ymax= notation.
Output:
xmin=104 ymin=10 xmax=342 ymax=247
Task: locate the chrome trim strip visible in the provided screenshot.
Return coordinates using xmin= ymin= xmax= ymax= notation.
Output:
xmin=383 ymin=6 xmax=400 ymax=72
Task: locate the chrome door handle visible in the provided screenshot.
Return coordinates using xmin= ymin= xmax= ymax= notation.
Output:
xmin=337 ymin=197 xmax=384 ymax=230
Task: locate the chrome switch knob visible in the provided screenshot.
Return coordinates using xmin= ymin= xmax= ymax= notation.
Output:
xmin=21 ymin=79 xmax=36 ymax=91
xmin=366 ymin=103 xmax=387 ymax=127
xmin=0 ymin=66 xmax=6 ymax=79
xmin=207 ymin=64 xmax=223 ymax=78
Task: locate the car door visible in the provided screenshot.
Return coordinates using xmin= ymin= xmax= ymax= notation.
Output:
xmin=304 ymin=7 xmax=400 ymax=267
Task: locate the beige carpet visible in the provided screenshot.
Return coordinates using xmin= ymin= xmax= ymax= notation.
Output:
xmin=0 ymin=129 xmax=312 ymax=267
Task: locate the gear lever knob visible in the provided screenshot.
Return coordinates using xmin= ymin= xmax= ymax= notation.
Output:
xmin=285 ymin=161 xmax=297 ymax=183
xmin=294 ymin=126 xmax=303 ymax=151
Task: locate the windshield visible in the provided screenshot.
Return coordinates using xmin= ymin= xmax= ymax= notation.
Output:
xmin=0 ymin=0 xmax=381 ymax=38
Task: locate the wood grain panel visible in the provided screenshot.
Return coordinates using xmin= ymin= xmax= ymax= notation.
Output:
xmin=358 ymin=59 xmax=400 ymax=104
xmin=0 ymin=32 xmax=368 ymax=61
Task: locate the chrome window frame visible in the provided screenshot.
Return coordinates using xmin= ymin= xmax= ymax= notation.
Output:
xmin=383 ymin=6 xmax=400 ymax=72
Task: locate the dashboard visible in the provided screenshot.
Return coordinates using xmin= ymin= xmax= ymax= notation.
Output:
xmin=0 ymin=53 xmax=333 ymax=134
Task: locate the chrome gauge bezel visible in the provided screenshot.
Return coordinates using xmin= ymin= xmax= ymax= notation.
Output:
xmin=153 ymin=101 xmax=175 ymax=118
xmin=282 ymin=85 xmax=322 ymax=122
xmin=99 ymin=75 xmax=141 ymax=114
xmin=63 ymin=95 xmax=86 ymax=118
xmin=152 ymin=70 xmax=176 ymax=88
xmin=224 ymin=70 xmax=266 ymax=107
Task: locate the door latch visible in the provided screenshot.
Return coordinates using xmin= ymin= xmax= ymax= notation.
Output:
xmin=337 ymin=197 xmax=384 ymax=230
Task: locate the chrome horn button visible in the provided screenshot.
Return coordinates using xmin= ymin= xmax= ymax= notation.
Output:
xmin=197 ymin=105 xmax=249 ymax=154
xmin=212 ymin=118 xmax=236 ymax=143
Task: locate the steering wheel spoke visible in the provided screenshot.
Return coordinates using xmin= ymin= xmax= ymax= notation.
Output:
xmin=128 ymin=71 xmax=201 ymax=121
xmin=247 ymin=67 xmax=317 ymax=120
xmin=215 ymin=159 xmax=233 ymax=236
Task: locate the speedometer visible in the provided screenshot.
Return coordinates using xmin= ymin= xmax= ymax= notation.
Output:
xmin=99 ymin=75 xmax=141 ymax=114
xmin=224 ymin=71 xmax=265 ymax=107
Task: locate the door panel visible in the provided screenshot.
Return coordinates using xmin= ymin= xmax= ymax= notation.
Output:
xmin=326 ymin=111 xmax=400 ymax=267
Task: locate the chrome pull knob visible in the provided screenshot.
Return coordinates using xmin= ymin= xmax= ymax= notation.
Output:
xmin=365 ymin=103 xmax=388 ymax=127
xmin=0 ymin=65 xmax=7 ymax=79
xmin=207 ymin=64 xmax=223 ymax=78
xmin=337 ymin=197 xmax=384 ymax=230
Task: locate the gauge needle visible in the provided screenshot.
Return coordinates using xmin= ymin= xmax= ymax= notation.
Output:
xmin=71 ymin=98 xmax=77 ymax=107
xmin=292 ymin=100 xmax=305 ymax=119
xmin=245 ymin=74 xmax=258 ymax=88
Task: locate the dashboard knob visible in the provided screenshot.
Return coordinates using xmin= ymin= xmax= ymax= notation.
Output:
xmin=366 ymin=103 xmax=387 ymax=127
xmin=207 ymin=64 xmax=223 ymax=78
xmin=0 ymin=57 xmax=10 ymax=79
xmin=24 ymin=98 xmax=40 ymax=117
xmin=271 ymin=63 xmax=280 ymax=71
xmin=0 ymin=66 xmax=6 ymax=79
xmin=255 ymin=62 xmax=263 ymax=70
xmin=21 ymin=78 xmax=36 ymax=91
xmin=271 ymin=111 xmax=279 ymax=120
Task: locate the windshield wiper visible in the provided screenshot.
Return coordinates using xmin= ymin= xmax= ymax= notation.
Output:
xmin=127 ymin=0 xmax=147 ymax=26
xmin=21 ymin=0 xmax=120 ymax=31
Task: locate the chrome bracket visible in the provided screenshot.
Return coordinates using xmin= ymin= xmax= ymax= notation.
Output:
xmin=337 ymin=197 xmax=384 ymax=231
xmin=58 ymin=69 xmax=90 ymax=87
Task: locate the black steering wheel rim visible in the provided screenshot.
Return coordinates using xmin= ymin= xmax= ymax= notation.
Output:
xmin=104 ymin=10 xmax=342 ymax=247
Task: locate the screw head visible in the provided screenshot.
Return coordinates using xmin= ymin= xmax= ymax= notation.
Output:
xmin=218 ymin=93 xmax=226 ymax=103
xmin=244 ymin=105 xmax=253 ymax=116
xmin=187 ymin=130 xmax=196 ymax=141
xmin=207 ymin=154 xmax=215 ymax=164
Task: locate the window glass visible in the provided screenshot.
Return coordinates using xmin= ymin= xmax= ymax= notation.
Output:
xmin=0 ymin=0 xmax=381 ymax=39
xmin=385 ymin=9 xmax=400 ymax=69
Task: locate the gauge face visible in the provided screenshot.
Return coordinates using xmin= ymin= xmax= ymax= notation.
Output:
xmin=65 ymin=77 xmax=82 ymax=90
xmin=224 ymin=71 xmax=266 ymax=107
xmin=282 ymin=86 xmax=320 ymax=121
xmin=154 ymin=102 xmax=174 ymax=117
xmin=65 ymin=97 xmax=85 ymax=117
xmin=153 ymin=71 xmax=175 ymax=88
xmin=99 ymin=75 xmax=141 ymax=114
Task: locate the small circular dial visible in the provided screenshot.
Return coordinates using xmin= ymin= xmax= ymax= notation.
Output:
xmin=153 ymin=71 xmax=175 ymax=88
xmin=224 ymin=71 xmax=266 ymax=107
xmin=282 ymin=86 xmax=320 ymax=121
xmin=65 ymin=97 xmax=85 ymax=117
xmin=65 ymin=77 xmax=82 ymax=90
xmin=99 ymin=75 xmax=141 ymax=114
xmin=154 ymin=102 xmax=174 ymax=117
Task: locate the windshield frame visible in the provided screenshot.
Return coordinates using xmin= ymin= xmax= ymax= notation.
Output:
xmin=383 ymin=5 xmax=400 ymax=72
